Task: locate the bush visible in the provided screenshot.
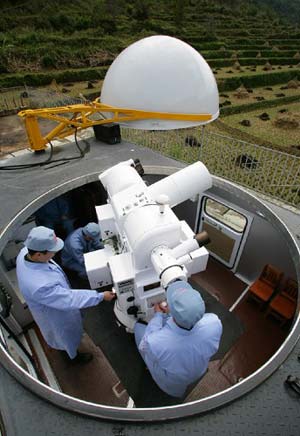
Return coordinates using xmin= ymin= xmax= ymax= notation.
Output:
xmin=41 ymin=54 xmax=57 ymax=68
xmin=0 ymin=60 xmax=9 ymax=74
xmin=221 ymin=95 xmax=300 ymax=116
xmin=0 ymin=67 xmax=109 ymax=88
xmin=208 ymin=58 xmax=300 ymax=68
xmin=218 ymin=69 xmax=300 ymax=92
xmin=49 ymin=13 xmax=70 ymax=31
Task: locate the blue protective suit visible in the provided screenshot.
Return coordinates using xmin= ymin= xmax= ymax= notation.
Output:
xmin=134 ymin=312 xmax=222 ymax=397
xmin=61 ymin=227 xmax=103 ymax=278
xmin=35 ymin=196 xmax=74 ymax=235
xmin=16 ymin=247 xmax=104 ymax=358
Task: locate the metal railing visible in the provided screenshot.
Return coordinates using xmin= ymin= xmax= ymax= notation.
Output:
xmin=122 ymin=127 xmax=300 ymax=208
xmin=0 ymin=86 xmax=83 ymax=114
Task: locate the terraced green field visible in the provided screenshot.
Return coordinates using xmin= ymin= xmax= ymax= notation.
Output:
xmin=220 ymin=102 xmax=300 ymax=149
xmin=0 ymin=0 xmax=300 ymax=155
xmin=215 ymin=64 xmax=300 ymax=79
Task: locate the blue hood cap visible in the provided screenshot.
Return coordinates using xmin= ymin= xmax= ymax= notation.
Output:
xmin=83 ymin=222 xmax=101 ymax=239
xmin=167 ymin=281 xmax=205 ymax=329
xmin=25 ymin=226 xmax=64 ymax=252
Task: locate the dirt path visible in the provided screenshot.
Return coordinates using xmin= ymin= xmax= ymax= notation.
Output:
xmin=0 ymin=115 xmax=56 ymax=157
xmin=0 ymin=114 xmax=29 ymax=156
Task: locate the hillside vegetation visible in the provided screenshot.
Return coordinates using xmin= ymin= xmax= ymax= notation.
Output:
xmin=1 ymin=0 xmax=300 ymax=77
xmin=1 ymin=0 xmax=299 ymax=157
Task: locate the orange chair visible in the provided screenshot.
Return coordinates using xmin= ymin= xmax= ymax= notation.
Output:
xmin=266 ymin=278 xmax=298 ymax=326
xmin=247 ymin=264 xmax=283 ymax=308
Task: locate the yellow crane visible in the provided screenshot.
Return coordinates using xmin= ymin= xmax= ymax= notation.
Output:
xmin=18 ymin=99 xmax=212 ymax=152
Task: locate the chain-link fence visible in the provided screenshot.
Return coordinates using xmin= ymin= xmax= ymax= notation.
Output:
xmin=23 ymin=85 xmax=83 ymax=109
xmin=122 ymin=127 xmax=300 ymax=208
xmin=0 ymin=85 xmax=84 ymax=114
xmin=0 ymin=86 xmax=28 ymax=113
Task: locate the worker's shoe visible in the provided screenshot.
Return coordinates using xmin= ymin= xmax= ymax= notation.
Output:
xmin=72 ymin=352 xmax=93 ymax=364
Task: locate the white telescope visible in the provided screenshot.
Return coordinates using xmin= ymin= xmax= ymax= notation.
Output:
xmin=84 ymin=159 xmax=212 ymax=331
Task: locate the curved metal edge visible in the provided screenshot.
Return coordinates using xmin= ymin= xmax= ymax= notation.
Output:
xmin=0 ymin=167 xmax=300 ymax=422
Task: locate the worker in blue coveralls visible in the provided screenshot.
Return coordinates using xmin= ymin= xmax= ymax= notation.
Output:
xmin=16 ymin=226 xmax=115 ymax=364
xmin=35 ymin=194 xmax=75 ymax=238
xmin=61 ymin=222 xmax=104 ymax=280
xmin=134 ymin=281 xmax=222 ymax=398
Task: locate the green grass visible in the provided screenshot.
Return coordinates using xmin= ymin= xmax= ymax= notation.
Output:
xmin=219 ymin=83 xmax=300 ymax=106
xmin=214 ymin=64 xmax=300 ymax=79
xmin=220 ymin=102 xmax=300 ymax=149
xmin=1 ymin=1 xmax=300 ymax=206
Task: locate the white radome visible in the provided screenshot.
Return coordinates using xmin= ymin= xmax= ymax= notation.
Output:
xmin=100 ymin=35 xmax=219 ymax=130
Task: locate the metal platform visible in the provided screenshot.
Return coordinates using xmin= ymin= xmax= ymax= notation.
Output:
xmin=0 ymin=132 xmax=300 ymax=434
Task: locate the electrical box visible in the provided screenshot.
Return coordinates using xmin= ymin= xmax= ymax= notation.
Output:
xmin=96 ymin=204 xmax=117 ymax=238
xmin=93 ymin=123 xmax=121 ymax=144
xmin=84 ymin=246 xmax=114 ymax=289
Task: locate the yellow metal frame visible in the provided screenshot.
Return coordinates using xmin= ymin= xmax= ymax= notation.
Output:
xmin=18 ymin=99 xmax=212 ymax=151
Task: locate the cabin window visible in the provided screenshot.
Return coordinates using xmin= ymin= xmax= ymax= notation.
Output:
xmin=204 ymin=198 xmax=247 ymax=233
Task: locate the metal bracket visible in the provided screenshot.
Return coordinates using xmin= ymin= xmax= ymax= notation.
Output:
xmin=112 ymin=381 xmax=127 ymax=398
xmin=285 ymin=375 xmax=300 ymax=396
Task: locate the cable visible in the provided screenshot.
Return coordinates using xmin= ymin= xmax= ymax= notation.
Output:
xmin=0 ymin=128 xmax=89 ymax=171
xmin=0 ymin=141 xmax=54 ymax=170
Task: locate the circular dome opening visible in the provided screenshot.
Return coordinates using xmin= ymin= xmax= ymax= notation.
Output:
xmin=0 ymin=171 xmax=299 ymax=422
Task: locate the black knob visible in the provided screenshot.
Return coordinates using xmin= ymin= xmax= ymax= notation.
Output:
xmin=127 ymin=306 xmax=139 ymax=317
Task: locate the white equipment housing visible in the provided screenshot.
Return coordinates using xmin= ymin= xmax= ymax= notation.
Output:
xmin=100 ymin=35 xmax=219 ymax=130
xmin=84 ymin=159 xmax=212 ymax=331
